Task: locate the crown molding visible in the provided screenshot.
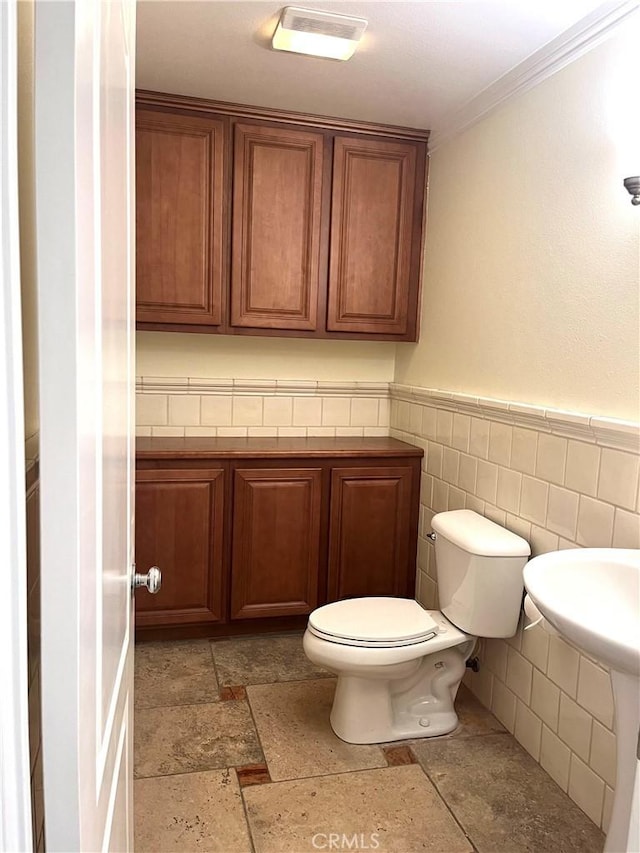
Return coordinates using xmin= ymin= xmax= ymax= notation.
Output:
xmin=429 ymin=0 xmax=639 ymax=152
xmin=390 ymin=383 xmax=640 ymax=453
xmin=136 ymin=89 xmax=430 ymax=144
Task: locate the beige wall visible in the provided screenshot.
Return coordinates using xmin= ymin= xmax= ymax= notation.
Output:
xmin=395 ymin=22 xmax=640 ymax=421
xmin=18 ymin=0 xmax=39 ymax=444
xmin=137 ymin=332 xmax=397 ymax=382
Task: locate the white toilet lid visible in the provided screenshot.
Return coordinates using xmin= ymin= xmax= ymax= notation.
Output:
xmin=308 ymin=597 xmax=439 ymax=647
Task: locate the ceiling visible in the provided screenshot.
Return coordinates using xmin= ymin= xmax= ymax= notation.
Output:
xmin=136 ymin=0 xmax=607 ymax=130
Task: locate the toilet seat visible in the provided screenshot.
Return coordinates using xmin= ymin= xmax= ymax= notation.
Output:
xmin=308 ymin=597 xmax=439 ymax=648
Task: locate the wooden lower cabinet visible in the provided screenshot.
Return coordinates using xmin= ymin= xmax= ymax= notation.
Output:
xmin=134 ymin=438 xmax=422 ymax=637
xmin=328 ymin=467 xmax=415 ymax=599
xmin=135 ymin=468 xmax=225 ymax=626
xmin=231 ymin=468 xmax=322 ymax=619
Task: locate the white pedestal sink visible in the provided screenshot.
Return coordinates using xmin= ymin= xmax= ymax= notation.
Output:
xmin=523 ymin=548 xmax=640 ymax=853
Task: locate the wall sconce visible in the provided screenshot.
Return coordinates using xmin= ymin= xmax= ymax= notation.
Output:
xmin=623 ymin=177 xmax=640 ymax=205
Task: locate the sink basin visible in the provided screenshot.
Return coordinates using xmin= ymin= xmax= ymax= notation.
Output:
xmin=523 ymin=548 xmax=640 ymax=675
xmin=524 ymin=548 xmax=640 ymax=853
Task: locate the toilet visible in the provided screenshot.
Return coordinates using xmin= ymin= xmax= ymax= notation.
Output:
xmin=303 ymin=509 xmax=530 ymax=744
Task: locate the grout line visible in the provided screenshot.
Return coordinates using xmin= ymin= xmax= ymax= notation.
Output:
xmin=208 ymin=641 xmax=224 ymax=696
xmin=134 ymin=759 xmax=399 ymax=786
xmin=243 ymin=676 xmax=268 ymax=769
xmin=209 ymin=629 xmax=306 ymax=643
xmin=239 ymin=760 xmax=417 ymax=788
xmin=415 ymin=759 xmax=480 ymax=852
xmin=242 ymin=673 xmax=334 ymax=690
xmin=236 ymin=768 xmax=258 ymax=853
xmin=134 ymin=698 xmax=224 ymax=712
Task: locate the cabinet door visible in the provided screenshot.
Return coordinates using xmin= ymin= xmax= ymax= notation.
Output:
xmin=328 ymin=466 xmax=414 ymax=599
xmin=231 ymin=123 xmax=325 ymax=330
xmin=135 ymin=469 xmax=225 ymax=626
xmin=136 ymin=110 xmax=225 ymax=325
xmin=231 ymin=468 xmax=322 ymax=619
xmin=327 ymin=136 xmax=418 ymax=336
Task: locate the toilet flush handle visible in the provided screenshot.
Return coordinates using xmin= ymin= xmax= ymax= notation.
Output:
xmin=426 ymin=532 xmax=436 ymax=541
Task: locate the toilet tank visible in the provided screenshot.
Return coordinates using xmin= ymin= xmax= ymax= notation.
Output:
xmin=432 ymin=510 xmax=530 ymax=638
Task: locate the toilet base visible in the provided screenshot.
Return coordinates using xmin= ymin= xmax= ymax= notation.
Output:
xmin=329 ymin=645 xmax=468 ymax=744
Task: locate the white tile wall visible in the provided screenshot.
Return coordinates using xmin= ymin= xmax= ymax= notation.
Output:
xmin=136 ymin=379 xmax=389 ymax=436
xmin=547 ymin=636 xmax=580 ymax=698
xmin=540 ymin=725 xmax=571 ymax=790
xmin=389 ymin=384 xmax=640 ymax=832
xmin=536 ymin=434 xmax=568 ymax=486
xmin=137 ymin=376 xmax=639 ymax=832
xmin=568 ymin=756 xmax=605 ymax=825
xmin=511 ymin=427 xmax=538 ymax=475
xmin=137 ymin=394 xmax=168 ymax=426
xmin=598 ymin=448 xmax=639 ymax=510
xmin=514 ymin=700 xmax=542 ymax=760
xmin=612 ymin=508 xmax=640 ymax=548
xmin=558 ymin=693 xmax=592 ymax=761
xmin=565 ymin=440 xmax=600 ymax=496
xmin=530 ymin=668 xmax=559 ymax=730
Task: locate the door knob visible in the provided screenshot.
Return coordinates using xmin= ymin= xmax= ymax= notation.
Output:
xmin=133 ymin=566 xmax=162 ymax=594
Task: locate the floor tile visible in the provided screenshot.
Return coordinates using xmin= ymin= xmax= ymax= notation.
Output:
xmin=134 ymin=701 xmax=263 ymax=778
xmin=450 ymin=683 xmax=507 ymax=738
xmin=134 ymin=769 xmax=252 ymax=852
xmin=221 ymin=685 xmax=247 ymax=701
xmin=383 ymin=744 xmax=416 ymax=766
xmin=247 ymin=679 xmax=386 ymax=781
xmin=237 ymin=763 xmax=272 ymax=787
xmin=412 ymin=733 xmax=605 ymax=852
xmin=243 ymin=765 xmax=473 ymax=853
xmin=134 ymin=640 xmax=219 ymax=709
xmin=212 ymin=633 xmax=330 ymax=686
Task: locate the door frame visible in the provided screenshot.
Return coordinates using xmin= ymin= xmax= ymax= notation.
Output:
xmin=0 ymin=0 xmax=34 ymax=849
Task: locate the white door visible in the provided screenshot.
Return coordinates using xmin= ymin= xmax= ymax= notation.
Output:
xmin=0 ymin=1 xmax=34 ymax=849
xmin=35 ymin=1 xmax=137 ymax=850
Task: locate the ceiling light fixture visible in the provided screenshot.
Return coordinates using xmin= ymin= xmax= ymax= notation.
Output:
xmin=272 ymin=7 xmax=367 ymax=61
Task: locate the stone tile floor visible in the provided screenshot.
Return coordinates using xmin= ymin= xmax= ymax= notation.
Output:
xmin=134 ymin=633 xmax=605 ymax=853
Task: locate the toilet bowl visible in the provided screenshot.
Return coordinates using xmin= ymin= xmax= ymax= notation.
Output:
xmin=303 ymin=509 xmax=530 ymax=744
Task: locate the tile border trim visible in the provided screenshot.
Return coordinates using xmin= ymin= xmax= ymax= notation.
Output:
xmin=137 ymin=377 xmax=391 ymax=398
xmin=390 ymin=383 xmax=640 ymax=452
xmin=135 ymin=377 xmax=639 ymax=451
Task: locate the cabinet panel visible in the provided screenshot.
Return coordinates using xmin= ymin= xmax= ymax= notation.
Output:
xmin=231 ymin=468 xmax=322 ymax=618
xmin=231 ymin=123 xmax=325 ymax=330
xmin=135 ymin=469 xmax=224 ymax=626
xmin=327 ymin=136 xmax=418 ymax=335
xmin=136 ymin=110 xmax=225 ymax=325
xmin=328 ymin=466 xmax=414 ymax=599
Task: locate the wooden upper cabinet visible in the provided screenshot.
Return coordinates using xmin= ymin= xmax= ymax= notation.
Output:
xmin=231 ymin=123 xmax=325 ymax=330
xmin=328 ymin=466 xmax=415 ymax=600
xmin=231 ymin=468 xmax=322 ymax=619
xmin=134 ymin=93 xmax=428 ymax=339
xmin=136 ymin=110 xmax=225 ymax=325
xmin=327 ymin=136 xmax=420 ymax=336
